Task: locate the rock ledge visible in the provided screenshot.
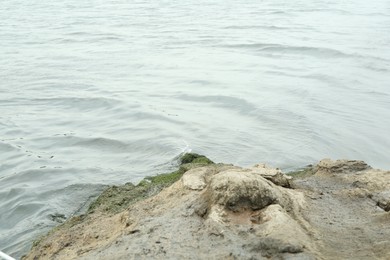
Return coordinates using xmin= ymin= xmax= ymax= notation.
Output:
xmin=24 ymin=156 xmax=390 ymax=260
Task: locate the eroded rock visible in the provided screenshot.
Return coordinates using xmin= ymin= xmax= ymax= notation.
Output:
xmin=316 ymin=159 xmax=370 ymax=174
xmin=252 ymin=163 xmax=292 ymax=187
xmin=207 ymin=169 xmax=291 ymax=212
xmin=24 ymin=157 xmax=390 ymax=260
xmin=373 ymin=191 xmax=390 ymax=211
xmin=182 ymin=167 xmax=208 ymax=190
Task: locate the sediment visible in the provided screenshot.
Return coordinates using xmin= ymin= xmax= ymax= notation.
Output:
xmin=23 ymin=155 xmax=390 ymax=259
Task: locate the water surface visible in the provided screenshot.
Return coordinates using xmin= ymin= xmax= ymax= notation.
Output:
xmin=1 ymin=0 xmax=390 ymax=257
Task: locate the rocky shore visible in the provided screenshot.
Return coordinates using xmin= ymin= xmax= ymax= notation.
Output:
xmin=23 ymin=154 xmax=390 ymax=259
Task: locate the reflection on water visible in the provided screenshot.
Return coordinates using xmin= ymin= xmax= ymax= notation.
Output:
xmin=1 ymin=0 xmax=390 ymax=257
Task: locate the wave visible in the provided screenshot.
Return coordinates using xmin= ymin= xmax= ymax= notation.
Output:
xmin=49 ymin=32 xmax=124 ymax=44
xmin=222 ymin=43 xmax=350 ymax=58
xmin=222 ymin=43 xmax=390 ymax=63
xmin=72 ymin=136 xmax=131 ymax=152
xmin=176 ymin=94 xmax=258 ymax=114
xmin=0 ymin=182 xmax=106 ymax=257
xmin=0 ymin=96 xmax=124 ymax=112
xmin=222 ymin=25 xmax=289 ymax=30
xmin=0 ymin=142 xmax=23 ymax=153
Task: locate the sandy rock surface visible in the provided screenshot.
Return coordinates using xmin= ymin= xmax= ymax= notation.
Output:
xmin=24 ymin=159 xmax=390 ymax=260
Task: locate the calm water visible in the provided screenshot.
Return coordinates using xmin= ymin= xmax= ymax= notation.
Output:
xmin=1 ymin=0 xmax=390 ymax=257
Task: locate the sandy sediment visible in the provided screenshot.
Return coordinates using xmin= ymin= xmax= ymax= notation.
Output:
xmin=23 ymin=155 xmax=390 ymax=259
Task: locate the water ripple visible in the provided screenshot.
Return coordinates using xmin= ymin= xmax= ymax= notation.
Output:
xmin=1 ymin=0 xmax=390 ymax=258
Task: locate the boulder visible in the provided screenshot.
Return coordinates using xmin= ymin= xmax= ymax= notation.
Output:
xmin=251 ymin=163 xmax=292 ymax=187
xmin=207 ymin=169 xmax=291 ymax=212
xmin=316 ymin=159 xmax=370 ymax=174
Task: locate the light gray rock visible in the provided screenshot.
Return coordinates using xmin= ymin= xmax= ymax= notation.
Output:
xmin=207 ymin=169 xmax=291 ymax=211
xmin=182 ymin=167 xmax=208 ymax=190
xmin=317 ymin=159 xmax=370 ymax=173
xmin=251 ymin=163 xmax=292 ymax=187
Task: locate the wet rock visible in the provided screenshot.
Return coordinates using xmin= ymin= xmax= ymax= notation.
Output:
xmin=182 ymin=167 xmax=208 ymax=190
xmin=317 ymin=159 xmax=370 ymax=174
xmin=373 ymin=191 xmax=390 ymax=211
xmin=48 ymin=213 xmax=67 ymax=223
xmin=24 ymin=156 xmax=390 ymax=260
xmin=251 ymin=163 xmax=292 ymax=187
xmin=207 ymin=169 xmax=290 ymax=211
xmin=180 ymin=153 xmax=213 ymax=165
xmin=252 ymin=204 xmax=313 ymax=254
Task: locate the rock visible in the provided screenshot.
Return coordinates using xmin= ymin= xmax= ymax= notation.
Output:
xmin=48 ymin=213 xmax=67 ymax=223
xmin=316 ymin=159 xmax=370 ymax=174
xmin=182 ymin=167 xmax=208 ymax=190
xmin=252 ymin=163 xmax=292 ymax=187
xmin=24 ymin=157 xmax=390 ymax=260
xmin=294 ymin=159 xmax=390 ymax=259
xmin=252 ymin=204 xmax=313 ymax=251
xmin=207 ymin=169 xmax=291 ymax=212
xmin=373 ymin=191 xmax=390 ymax=211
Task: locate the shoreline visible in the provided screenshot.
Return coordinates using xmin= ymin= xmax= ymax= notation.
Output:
xmin=23 ymin=154 xmax=390 ymax=259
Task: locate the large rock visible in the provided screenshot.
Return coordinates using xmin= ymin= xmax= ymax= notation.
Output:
xmin=373 ymin=191 xmax=390 ymax=211
xmin=25 ymin=162 xmax=316 ymax=260
xmin=251 ymin=163 xmax=292 ymax=187
xmin=316 ymin=159 xmax=370 ymax=173
xmin=181 ymin=167 xmax=208 ymax=190
xmin=206 ymin=169 xmax=292 ymax=211
xmin=24 ymin=158 xmax=390 ymax=260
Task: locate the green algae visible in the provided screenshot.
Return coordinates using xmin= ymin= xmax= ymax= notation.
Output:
xmin=180 ymin=153 xmax=213 ymax=165
xmin=27 ymin=154 xmax=214 ymax=253
xmin=287 ymin=166 xmax=315 ymax=179
xmin=87 ymin=153 xmax=214 ymax=214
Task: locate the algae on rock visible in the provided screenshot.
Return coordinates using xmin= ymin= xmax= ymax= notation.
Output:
xmin=25 ymin=157 xmax=390 ymax=260
xmin=87 ymin=153 xmax=214 ymax=214
xmin=87 ymin=168 xmax=186 ymax=214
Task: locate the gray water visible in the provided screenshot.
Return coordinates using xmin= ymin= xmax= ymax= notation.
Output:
xmin=1 ymin=0 xmax=390 ymax=258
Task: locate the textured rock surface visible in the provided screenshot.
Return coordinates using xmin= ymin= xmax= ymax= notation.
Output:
xmin=316 ymin=158 xmax=370 ymax=173
xmin=294 ymin=159 xmax=390 ymax=259
xmin=182 ymin=167 xmax=208 ymax=190
xmin=251 ymin=163 xmax=292 ymax=187
xmin=24 ymin=158 xmax=390 ymax=260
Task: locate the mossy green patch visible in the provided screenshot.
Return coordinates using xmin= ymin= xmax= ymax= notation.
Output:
xmin=30 ymin=154 xmax=214 ymax=251
xmin=87 ymin=182 xmax=139 ymax=214
xmin=88 ymin=153 xmax=213 ymax=214
xmin=180 ymin=153 xmax=214 ymax=165
xmin=288 ymin=166 xmax=315 ymax=179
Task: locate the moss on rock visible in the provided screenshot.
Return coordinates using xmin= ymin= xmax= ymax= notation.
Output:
xmin=180 ymin=153 xmax=214 ymax=165
xmin=88 ymin=153 xmax=213 ymax=214
xmin=288 ymin=166 xmax=315 ymax=179
xmin=27 ymin=154 xmax=214 ymax=253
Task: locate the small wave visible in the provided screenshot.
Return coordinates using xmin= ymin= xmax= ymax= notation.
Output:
xmin=64 ymin=31 xmax=91 ymax=37
xmin=0 ymin=168 xmax=70 ymax=186
xmin=2 ymin=202 xmax=46 ymax=229
xmin=0 ymin=142 xmax=23 ymax=153
xmin=30 ymin=96 xmax=122 ymax=111
xmin=2 ymin=96 xmax=120 ymax=108
xmin=72 ymin=137 xmax=130 ymax=152
xmin=222 ymin=43 xmax=350 ymax=58
xmin=292 ymin=8 xmax=353 ymax=15
xmin=222 ymin=25 xmax=289 ymax=30
xmin=267 ymin=10 xmax=288 ymax=15
xmin=153 ymin=141 xmax=192 ymax=170
xmin=223 ymin=43 xmax=390 ymax=63
xmin=364 ymin=64 xmax=389 ymax=73
xmin=49 ymin=33 xmax=124 ymax=44
xmin=176 ymin=94 xmax=258 ymax=114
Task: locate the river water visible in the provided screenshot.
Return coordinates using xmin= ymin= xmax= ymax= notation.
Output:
xmin=1 ymin=0 xmax=390 ymax=257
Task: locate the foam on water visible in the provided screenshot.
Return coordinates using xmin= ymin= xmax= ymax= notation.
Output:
xmin=1 ymin=0 xmax=390 ymax=257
